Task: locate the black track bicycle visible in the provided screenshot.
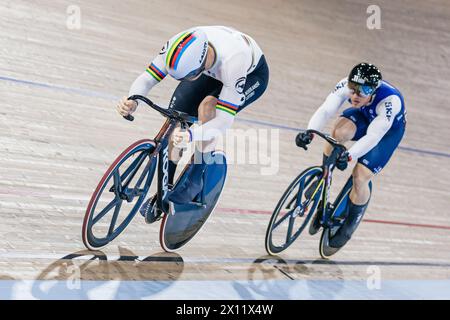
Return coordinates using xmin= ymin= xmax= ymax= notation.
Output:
xmin=265 ymin=129 xmax=371 ymax=259
xmin=82 ymin=95 xmax=227 ymax=252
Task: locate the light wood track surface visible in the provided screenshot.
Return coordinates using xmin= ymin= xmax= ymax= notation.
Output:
xmin=0 ymin=0 xmax=449 ymax=298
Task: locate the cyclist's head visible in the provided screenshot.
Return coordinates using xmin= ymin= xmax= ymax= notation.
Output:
xmin=347 ymin=62 xmax=382 ymax=107
xmin=165 ymin=29 xmax=209 ymax=81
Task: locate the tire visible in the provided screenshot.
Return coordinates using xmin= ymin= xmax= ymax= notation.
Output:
xmin=319 ymin=178 xmax=371 ymax=259
xmin=265 ymin=166 xmax=323 ymax=255
xmin=82 ymin=139 xmax=157 ymax=250
xmin=319 ymin=226 xmax=343 ymax=259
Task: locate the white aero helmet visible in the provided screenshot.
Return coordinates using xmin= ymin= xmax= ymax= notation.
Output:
xmin=165 ymin=29 xmax=208 ymax=81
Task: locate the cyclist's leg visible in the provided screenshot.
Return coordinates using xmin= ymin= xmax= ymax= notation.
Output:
xmin=196 ymin=95 xmax=219 ymax=154
xmin=168 ymin=57 xmax=268 ymax=204
xmin=350 ymin=164 xmax=373 ymax=204
xmin=166 ymin=76 xmax=223 ymax=204
xmin=139 ymin=76 xmax=222 ymax=211
xmin=324 ymin=108 xmax=367 ymax=157
xmin=329 ymin=125 xmax=405 ymax=247
xmin=167 ymin=75 xmax=223 ymax=183
xmin=325 ymin=109 xmax=368 ymax=245
xmin=196 ymin=55 xmax=269 ymax=156
xmin=328 ymin=165 xmax=372 ymax=248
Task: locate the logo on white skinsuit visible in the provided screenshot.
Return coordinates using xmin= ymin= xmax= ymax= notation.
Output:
xmin=385 ymin=101 xmax=393 ymax=121
xmin=235 ymin=77 xmax=246 ymax=94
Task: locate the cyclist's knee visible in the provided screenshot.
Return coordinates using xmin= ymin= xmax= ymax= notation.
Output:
xmin=352 ymin=165 xmax=373 ymax=191
xmin=352 ymin=164 xmax=372 ymax=182
xmin=198 ymin=96 xmax=217 ymax=123
xmin=331 ymin=118 xmax=355 ymax=143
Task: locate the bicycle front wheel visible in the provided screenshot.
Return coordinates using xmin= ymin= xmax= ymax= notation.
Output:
xmin=82 ymin=139 xmax=157 ymax=250
xmin=265 ymin=166 xmax=323 ymax=255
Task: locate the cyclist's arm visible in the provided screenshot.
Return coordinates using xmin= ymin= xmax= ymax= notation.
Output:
xmin=190 ymin=105 xmax=236 ymax=141
xmin=190 ymin=54 xmax=248 ymax=141
xmin=307 ymin=78 xmax=349 ymax=131
xmin=348 ymin=95 xmax=401 ymax=160
xmin=128 ymin=54 xmax=168 ymax=105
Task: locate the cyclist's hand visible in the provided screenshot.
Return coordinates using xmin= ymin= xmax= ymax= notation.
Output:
xmin=172 ymin=127 xmax=192 ymax=148
xmin=295 ymin=131 xmax=313 ymax=150
xmin=117 ymin=96 xmax=137 ymax=117
xmin=336 ymin=151 xmax=352 ymax=171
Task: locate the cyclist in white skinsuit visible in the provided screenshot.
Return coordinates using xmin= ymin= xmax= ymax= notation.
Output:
xmin=117 ymin=26 xmax=269 ymax=221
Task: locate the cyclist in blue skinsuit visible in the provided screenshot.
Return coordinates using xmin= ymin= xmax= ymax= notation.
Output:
xmin=296 ymin=63 xmax=407 ymax=248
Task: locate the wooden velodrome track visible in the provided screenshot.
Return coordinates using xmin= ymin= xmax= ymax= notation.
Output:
xmin=1 ymin=0 xmax=450 ymax=299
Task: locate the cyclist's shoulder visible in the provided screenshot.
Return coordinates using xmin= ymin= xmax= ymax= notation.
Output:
xmin=374 ymin=94 xmax=402 ymax=117
xmin=378 ymin=80 xmax=403 ymax=97
xmin=374 ymin=81 xmax=404 ymax=106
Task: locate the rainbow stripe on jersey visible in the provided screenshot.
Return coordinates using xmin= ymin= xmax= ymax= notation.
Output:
xmin=146 ymin=63 xmax=167 ymax=82
xmin=216 ymin=100 xmax=239 ymax=116
xmin=166 ymin=32 xmax=197 ymax=70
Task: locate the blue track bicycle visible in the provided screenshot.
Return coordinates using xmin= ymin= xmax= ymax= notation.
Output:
xmin=82 ymin=95 xmax=227 ymax=252
xmin=265 ymin=129 xmax=371 ymax=259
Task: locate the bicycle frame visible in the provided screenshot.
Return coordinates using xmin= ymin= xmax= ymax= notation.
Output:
xmin=302 ymin=130 xmax=347 ymax=228
xmin=153 ymin=118 xmax=177 ymax=215
xmin=126 ymin=95 xmax=198 ymax=216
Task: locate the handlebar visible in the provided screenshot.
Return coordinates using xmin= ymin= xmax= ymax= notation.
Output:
xmin=304 ymin=129 xmax=347 ymax=152
xmin=302 ymin=129 xmax=348 ymax=169
xmin=123 ymin=95 xmax=198 ymax=125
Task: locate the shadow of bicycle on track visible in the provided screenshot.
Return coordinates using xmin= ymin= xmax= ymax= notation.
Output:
xmin=233 ymin=255 xmax=450 ymax=299
xmin=29 ymin=247 xmax=184 ymax=299
xmin=232 ymin=255 xmax=344 ymax=299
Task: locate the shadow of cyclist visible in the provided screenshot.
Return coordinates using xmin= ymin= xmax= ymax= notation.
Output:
xmin=232 ymin=255 xmax=294 ymax=299
xmin=233 ymin=255 xmax=345 ymax=299
xmin=30 ymin=247 xmax=184 ymax=299
xmin=300 ymin=259 xmax=345 ymax=299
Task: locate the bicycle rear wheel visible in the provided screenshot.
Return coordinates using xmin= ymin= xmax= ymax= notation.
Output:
xmin=319 ymin=178 xmax=372 ymax=259
xmin=159 ymin=151 xmax=227 ymax=252
xmin=82 ymin=139 xmax=157 ymax=250
xmin=265 ymin=166 xmax=323 ymax=255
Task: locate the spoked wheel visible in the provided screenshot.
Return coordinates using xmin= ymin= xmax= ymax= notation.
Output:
xmin=265 ymin=166 xmax=323 ymax=255
xmin=82 ymin=139 xmax=157 ymax=250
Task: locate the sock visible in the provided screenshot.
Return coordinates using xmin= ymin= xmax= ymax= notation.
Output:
xmin=329 ymin=198 xmax=369 ymax=248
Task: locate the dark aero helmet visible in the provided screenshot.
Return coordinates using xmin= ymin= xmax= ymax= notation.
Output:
xmin=348 ymin=63 xmax=382 ymax=96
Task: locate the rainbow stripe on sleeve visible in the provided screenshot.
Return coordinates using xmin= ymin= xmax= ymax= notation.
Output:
xmin=216 ymin=99 xmax=239 ymax=116
xmin=146 ymin=63 xmax=167 ymax=82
